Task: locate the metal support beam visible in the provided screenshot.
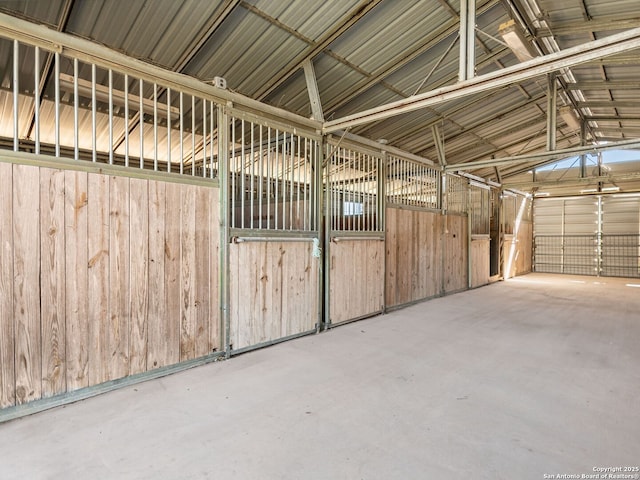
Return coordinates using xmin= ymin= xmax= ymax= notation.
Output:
xmin=302 ymin=60 xmax=324 ymax=122
xmin=431 ymin=124 xmax=447 ymax=166
xmin=458 ymin=0 xmax=476 ymax=81
xmin=546 ymin=73 xmax=557 ymax=151
xmin=446 ymin=137 xmax=640 ymax=171
xmin=580 ymin=121 xmax=587 ymax=178
xmin=324 ymin=26 xmax=640 ymax=133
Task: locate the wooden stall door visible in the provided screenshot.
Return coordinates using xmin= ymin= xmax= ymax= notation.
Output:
xmin=229 ymin=240 xmax=320 ymax=352
xmin=329 ymin=239 xmax=385 ymax=325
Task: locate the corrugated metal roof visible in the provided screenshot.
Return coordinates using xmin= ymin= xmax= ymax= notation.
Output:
xmin=0 ymin=0 xmax=639 ymax=193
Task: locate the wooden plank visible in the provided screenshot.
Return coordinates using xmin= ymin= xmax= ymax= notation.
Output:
xmin=129 ymin=178 xmax=149 ymax=375
xmin=194 ymin=185 xmax=213 ymax=358
xmin=180 ymin=185 xmax=196 ymax=361
xmin=209 ymin=189 xmax=221 ymax=353
xmin=385 ymin=207 xmax=397 ymax=306
xmin=0 ymin=163 xmax=15 ymax=408
xmin=147 ymin=180 xmax=167 ymax=369
xmin=108 ymin=176 xmax=130 ymax=381
xmin=64 ymin=170 xmax=89 ymax=391
xmin=163 ymin=182 xmax=181 ymax=365
xmin=40 ymin=168 xmax=66 ymax=397
xmin=470 ymin=238 xmax=490 ymax=288
xmin=228 ymin=243 xmax=240 ymax=350
xmin=13 ymin=164 xmax=41 ymax=404
xmin=87 ymin=173 xmax=110 ymax=385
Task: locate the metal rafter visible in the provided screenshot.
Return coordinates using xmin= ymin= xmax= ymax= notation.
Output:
xmin=252 ymin=0 xmax=384 ymax=101
xmin=24 ymin=0 xmax=75 ymax=140
xmin=323 ymin=26 xmax=640 ymax=133
xmin=324 ymin=0 xmax=500 ymax=115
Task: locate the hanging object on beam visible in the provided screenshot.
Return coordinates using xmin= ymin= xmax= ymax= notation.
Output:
xmin=498 ymin=19 xmax=537 ymax=62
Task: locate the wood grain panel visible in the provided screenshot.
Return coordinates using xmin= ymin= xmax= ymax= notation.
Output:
xmin=40 ymin=168 xmax=66 ymax=397
xmin=443 ymin=214 xmax=468 ymax=293
xmin=180 ymin=185 xmax=196 ymax=361
xmin=229 ymin=240 xmax=318 ymax=350
xmin=64 ymin=170 xmax=89 ymax=391
xmin=107 ymin=176 xmax=130 ymax=381
xmin=385 ymin=208 xmax=443 ymax=307
xmin=194 ymin=186 xmax=216 ymax=357
xmin=87 ymin=173 xmax=110 ymax=385
xmin=0 ymin=163 xmax=14 ymax=408
xmin=470 ymin=238 xmax=490 ymax=288
xmin=13 ymin=164 xmax=41 ymax=404
xmin=330 ymin=239 xmax=384 ymax=324
xmin=208 ymin=189 xmax=221 ymax=353
xmin=129 ymin=178 xmax=148 ymax=375
xmin=147 ymin=180 xmax=167 ymax=370
xmin=163 ymin=182 xmax=181 ymax=366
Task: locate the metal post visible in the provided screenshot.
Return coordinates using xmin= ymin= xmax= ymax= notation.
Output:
xmin=124 ymin=73 xmax=129 ymax=166
xmin=54 ymin=51 xmax=60 ymax=157
xmin=580 ymin=120 xmax=587 ymax=178
xmin=546 ymin=73 xmax=557 ymax=151
xmin=218 ymin=105 xmax=231 ymax=358
xmin=108 ymin=69 xmax=113 ymax=164
xmin=139 ymin=79 xmax=144 ymax=168
xmin=167 ymin=88 xmax=171 ymax=172
xmin=92 ymin=63 xmax=96 ymax=162
xmin=153 ymin=83 xmax=158 ymax=171
xmin=74 ymin=58 xmax=79 ymax=160
xmin=458 ymin=0 xmax=476 ymax=82
xmin=13 ymin=40 xmax=19 ymax=151
xmin=34 ymin=46 xmax=40 ymax=154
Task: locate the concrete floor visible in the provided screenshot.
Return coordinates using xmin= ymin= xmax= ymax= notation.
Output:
xmin=1 ymin=273 xmax=639 ymax=479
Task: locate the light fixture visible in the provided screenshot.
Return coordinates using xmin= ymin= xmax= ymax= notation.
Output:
xmin=601 ymin=186 xmax=620 ymax=192
xmin=498 ymin=19 xmax=537 ymax=62
xmin=580 ymin=188 xmax=598 ymax=194
xmin=559 ymin=105 xmax=581 ymax=131
xmin=534 ymin=192 xmax=550 ymax=197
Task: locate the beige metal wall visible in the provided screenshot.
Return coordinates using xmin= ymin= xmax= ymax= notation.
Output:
xmin=0 ymin=162 xmax=220 ymax=408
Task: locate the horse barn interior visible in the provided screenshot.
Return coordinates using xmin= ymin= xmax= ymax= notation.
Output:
xmin=0 ymin=0 xmax=639 ymax=478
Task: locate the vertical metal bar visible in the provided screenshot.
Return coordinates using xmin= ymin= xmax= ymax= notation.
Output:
xmin=258 ymin=125 xmax=263 ymax=229
xmin=282 ymin=132 xmax=288 ymax=230
xmin=289 ymin=133 xmax=294 ymax=230
xmin=74 ymin=58 xmax=79 ymax=161
xmin=92 ymin=64 xmax=97 ymax=162
xmin=296 ymin=136 xmax=301 ymax=230
xmin=217 ymin=105 xmax=230 ymax=357
xmin=179 ymin=93 xmax=184 ymax=174
xmin=139 ymin=79 xmax=144 ymax=168
xmin=266 ymin=127 xmax=271 ymax=230
xmin=153 ymin=82 xmax=158 ymax=171
xmin=303 ymin=138 xmax=308 ymax=231
xmin=124 ymin=73 xmax=129 ymax=167
xmin=108 ymin=69 xmax=113 ymax=164
xmin=210 ymin=101 xmax=215 ymax=179
xmin=12 ymin=40 xmax=18 ymax=151
xmin=54 ymin=51 xmax=60 ymax=157
xmin=250 ymin=121 xmax=254 ymax=230
xmin=34 ymin=46 xmax=40 ymax=154
xmin=202 ymin=99 xmax=207 ymax=178
xmin=241 ymin=119 xmax=245 ymax=228
xmin=167 ymin=88 xmax=171 ymax=172
xmin=191 ymin=95 xmax=196 ymax=176
xmin=546 ymin=73 xmax=557 ymax=151
xmin=231 ymin=118 xmax=236 ymax=229
xmin=275 ymin=128 xmax=279 ymax=230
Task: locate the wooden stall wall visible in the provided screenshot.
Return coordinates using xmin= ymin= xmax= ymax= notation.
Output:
xmin=470 ymin=237 xmax=490 ymax=288
xmin=386 ymin=208 xmax=443 ymax=307
xmin=504 ymin=221 xmax=533 ymax=279
xmin=229 ymin=241 xmax=319 ymax=351
xmin=0 ymin=162 xmax=220 ymax=408
xmin=328 ymin=239 xmax=385 ymax=325
xmin=443 ymin=214 xmax=468 ymax=294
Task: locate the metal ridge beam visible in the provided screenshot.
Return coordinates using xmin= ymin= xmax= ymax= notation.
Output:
xmin=444 ymin=138 xmax=640 ymax=171
xmin=323 ymin=26 xmax=640 ymax=133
